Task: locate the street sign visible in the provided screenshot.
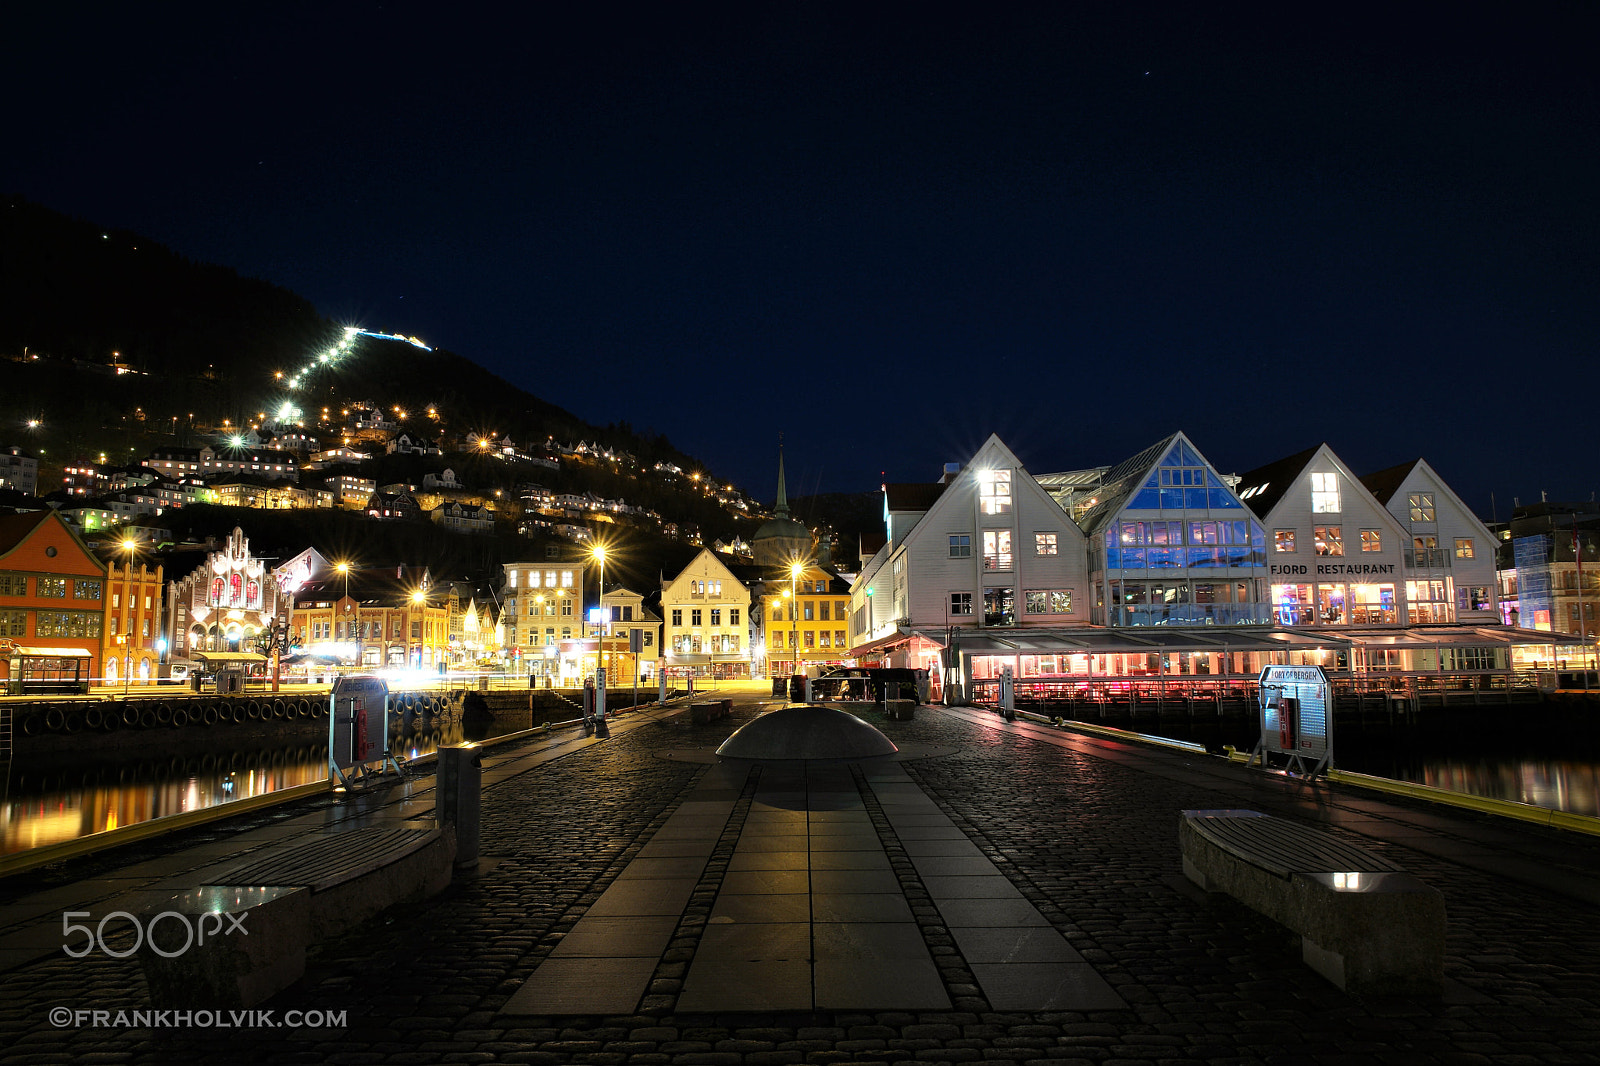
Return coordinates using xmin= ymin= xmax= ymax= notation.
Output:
xmin=1250 ymin=665 xmax=1333 ymax=777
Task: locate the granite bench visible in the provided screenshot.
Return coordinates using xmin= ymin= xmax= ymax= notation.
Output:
xmin=140 ymin=824 xmax=454 ymax=1008
xmin=688 ymin=699 xmax=731 ymax=724
xmin=1179 ymin=809 xmax=1445 ymax=994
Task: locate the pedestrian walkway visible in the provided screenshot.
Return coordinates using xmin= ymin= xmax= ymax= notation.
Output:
xmin=2 ymin=692 xmax=1599 ymax=1065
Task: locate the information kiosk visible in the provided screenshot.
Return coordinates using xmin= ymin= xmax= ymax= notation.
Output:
xmin=329 ymin=675 xmax=403 ymax=788
xmin=1249 ymin=664 xmax=1333 ymax=778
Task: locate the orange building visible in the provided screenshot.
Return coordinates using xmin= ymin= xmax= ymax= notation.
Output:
xmin=0 ymin=511 xmax=109 ymax=691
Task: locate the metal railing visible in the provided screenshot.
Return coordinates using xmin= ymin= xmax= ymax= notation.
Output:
xmin=967 ymin=670 xmax=1543 ymax=707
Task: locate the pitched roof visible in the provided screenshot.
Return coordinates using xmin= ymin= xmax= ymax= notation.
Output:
xmin=1359 ymin=459 xmax=1423 ymax=505
xmin=1234 ymin=444 xmax=1322 ymax=519
xmin=0 ymin=510 xmax=51 ymax=555
xmin=1070 ymin=433 xmax=1179 ymax=534
xmin=884 ymin=483 xmax=945 ymax=512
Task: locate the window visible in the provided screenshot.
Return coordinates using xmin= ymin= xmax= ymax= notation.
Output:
xmin=643 ymin=631 xmax=653 ymax=646
xmin=1454 ymin=538 xmax=1474 ymax=559
xmin=621 ymin=605 xmax=633 ymax=622
xmin=710 ymin=608 xmax=721 ymax=625
xmin=818 ymin=632 xmax=830 ymax=648
xmin=73 ymin=579 xmax=102 ymax=600
xmin=560 ymin=598 xmax=573 ymax=616
xmin=0 ymin=610 xmax=24 ymax=636
xmin=691 ymin=609 xmax=702 ymax=627
xmin=949 ymin=534 xmax=971 ymax=557
xmin=37 ymin=577 xmax=66 ymax=598
xmin=560 ymin=571 xmax=574 ymax=588
xmin=803 ymin=602 xmax=814 ymax=621
xmin=35 ymin=611 xmax=101 ymax=638
xmin=771 ymin=632 xmax=784 ymax=648
xmin=834 ymin=629 xmax=846 ymax=647
xmin=730 ymin=609 xmax=740 ymax=626
xmin=1408 ymin=493 xmax=1436 ymax=522
xmin=1274 ymin=530 xmax=1296 ymax=552
xmin=1457 ymin=586 xmax=1491 ymax=611
xmin=983 ymin=586 xmax=1015 ymax=626
xmin=950 ymin=592 xmax=973 ymax=615
xmin=1311 ymin=472 xmax=1340 ymax=513
xmin=772 ymin=604 xmax=783 ymax=621
xmin=544 ymin=570 xmax=557 ymax=588
xmin=1035 ymin=533 xmax=1057 ymax=556
xmin=0 ymin=573 xmax=25 ymax=596
xmin=671 ymin=609 xmax=682 ymax=626
xmin=804 ymin=630 xmax=815 ymax=649
xmin=1360 ymin=530 xmax=1383 ymax=552
xmin=1025 ymin=590 xmax=1073 ymax=614
xmin=819 ymin=601 xmax=830 ymax=621
xmin=979 ymin=470 xmax=1012 ymax=514
xmin=836 ymin=600 xmax=847 ymax=620
xmin=983 ymin=530 xmax=1013 ymax=570
xmin=1314 ymin=526 xmax=1343 ymax=556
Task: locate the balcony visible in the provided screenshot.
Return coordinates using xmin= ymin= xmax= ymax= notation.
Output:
xmin=982 ymin=554 xmax=1013 ymax=571
xmin=1404 ymin=549 xmax=1452 ymax=569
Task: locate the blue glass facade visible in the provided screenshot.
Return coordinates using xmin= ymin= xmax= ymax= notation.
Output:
xmin=1090 ymin=439 xmax=1272 ymax=626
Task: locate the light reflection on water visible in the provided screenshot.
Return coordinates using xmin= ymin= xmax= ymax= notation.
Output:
xmin=1342 ymin=754 xmax=1600 ymax=818
xmin=1 ymin=719 xmax=519 ymax=856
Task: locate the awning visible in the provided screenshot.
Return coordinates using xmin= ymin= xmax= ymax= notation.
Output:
xmin=667 ymin=653 xmax=711 ymax=665
xmin=908 ymin=626 xmax=1355 ymax=656
xmin=4 ymin=646 xmax=94 ymax=658
xmin=192 ymin=652 xmax=269 ymax=664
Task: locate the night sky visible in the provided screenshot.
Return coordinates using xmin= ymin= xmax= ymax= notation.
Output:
xmin=9 ymin=3 xmax=1597 ymax=516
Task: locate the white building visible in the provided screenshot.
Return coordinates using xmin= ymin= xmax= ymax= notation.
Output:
xmin=501 ymin=559 xmax=585 ymax=683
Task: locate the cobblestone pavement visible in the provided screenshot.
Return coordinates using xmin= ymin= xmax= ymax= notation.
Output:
xmin=3 ymin=694 xmax=1598 ymax=1065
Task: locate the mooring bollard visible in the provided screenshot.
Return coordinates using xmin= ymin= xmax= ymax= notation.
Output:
xmin=436 ymin=744 xmax=482 ymax=872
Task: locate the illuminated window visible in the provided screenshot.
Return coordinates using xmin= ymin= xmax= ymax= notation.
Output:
xmin=979 ymin=470 xmax=1012 ymax=514
xmin=1311 ymin=472 xmax=1340 ymax=513
xmin=1274 ymin=530 xmax=1296 ymax=552
xmin=1408 ymin=493 xmax=1436 ymax=522
xmin=1360 ymin=530 xmax=1383 ymax=552
xmin=1454 ymin=538 xmax=1474 ymax=559
xmin=950 ymin=592 xmax=973 ymax=615
xmin=1035 ymin=533 xmax=1058 ymax=556
xmin=560 ymin=570 xmax=574 ymax=588
xmin=819 ymin=601 xmax=830 ymax=621
xmin=835 ymin=629 xmax=846 ymax=646
xmin=710 ymin=608 xmax=721 ymax=625
xmin=1314 ymin=526 xmax=1343 ymax=556
xmin=983 ymin=530 xmax=1013 ymax=570
xmin=37 ymin=577 xmax=66 ymax=598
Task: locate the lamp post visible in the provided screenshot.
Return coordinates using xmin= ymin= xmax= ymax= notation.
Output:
xmin=411 ymin=588 xmax=426 ymax=670
xmin=591 ymin=544 xmax=609 ymax=683
xmin=336 ymin=562 xmax=356 ymax=666
xmin=789 ymin=560 xmax=803 ymax=683
xmin=120 ymin=537 xmax=137 ymax=697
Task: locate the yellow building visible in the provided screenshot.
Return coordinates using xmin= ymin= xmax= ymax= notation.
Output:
xmin=103 ymin=555 xmax=164 ymax=686
xmin=760 ymin=564 xmax=852 ymax=678
xmin=290 ymin=570 xmax=451 ymax=670
xmin=598 ymin=587 xmax=661 ymax=684
xmin=662 ymin=549 xmax=752 ymax=679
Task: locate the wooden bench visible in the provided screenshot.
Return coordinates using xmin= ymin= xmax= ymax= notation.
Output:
xmin=1179 ymin=810 xmax=1445 ymax=994
xmin=140 ymin=825 xmax=453 ymax=1008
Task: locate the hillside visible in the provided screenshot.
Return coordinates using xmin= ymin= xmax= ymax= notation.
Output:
xmin=0 ymin=194 xmax=708 ymax=483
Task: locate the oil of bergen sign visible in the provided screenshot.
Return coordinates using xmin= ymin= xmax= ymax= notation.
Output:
xmin=1249 ymin=664 xmax=1333 ymax=777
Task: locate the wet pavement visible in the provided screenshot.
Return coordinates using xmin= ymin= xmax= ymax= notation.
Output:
xmin=2 ymin=685 xmax=1599 ymax=1064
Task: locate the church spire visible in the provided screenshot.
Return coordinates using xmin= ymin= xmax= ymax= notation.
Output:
xmin=775 ymin=437 xmax=789 ymax=517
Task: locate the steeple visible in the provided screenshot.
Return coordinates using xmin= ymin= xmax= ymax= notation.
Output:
xmin=775 ymin=438 xmax=790 ymax=517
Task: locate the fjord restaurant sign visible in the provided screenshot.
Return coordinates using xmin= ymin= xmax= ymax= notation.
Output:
xmin=1269 ymin=563 xmax=1396 ymax=576
xmin=1253 ymin=664 xmax=1333 ymax=776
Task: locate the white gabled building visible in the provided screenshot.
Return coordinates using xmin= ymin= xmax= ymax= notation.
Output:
xmin=849 ymin=434 xmax=1089 ymax=676
xmin=1360 ymin=458 xmax=1500 ymax=625
xmin=1236 ymin=443 xmax=1412 ymax=628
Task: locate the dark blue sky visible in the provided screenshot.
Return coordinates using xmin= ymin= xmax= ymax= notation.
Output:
xmin=9 ymin=2 xmax=1597 ymax=516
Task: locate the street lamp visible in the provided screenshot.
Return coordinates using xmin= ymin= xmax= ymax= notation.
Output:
xmin=591 ymin=544 xmax=609 ymax=683
xmin=120 ymin=537 xmax=137 ymax=697
xmin=789 ymin=559 xmax=804 ymax=684
xmin=336 ymin=562 xmax=357 ymax=665
xmin=411 ymin=588 xmax=426 ymax=670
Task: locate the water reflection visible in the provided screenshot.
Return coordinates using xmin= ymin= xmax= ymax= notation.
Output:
xmin=1341 ymin=753 xmax=1600 ymax=818
xmin=1 ymin=717 xmax=519 ymax=856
